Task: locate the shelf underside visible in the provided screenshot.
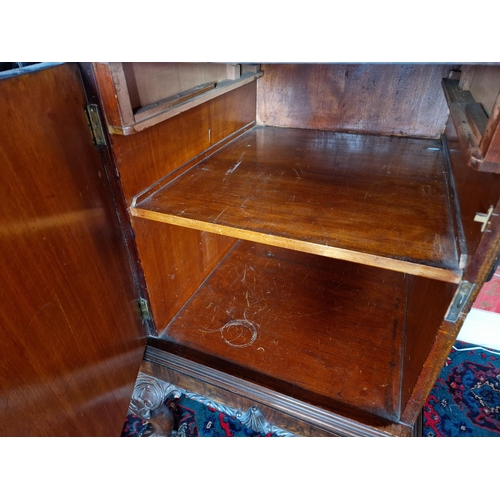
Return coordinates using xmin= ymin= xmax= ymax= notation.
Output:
xmin=133 ymin=126 xmax=462 ymax=283
xmin=162 ymin=241 xmax=407 ymax=421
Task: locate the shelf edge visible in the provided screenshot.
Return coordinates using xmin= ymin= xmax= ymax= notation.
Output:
xmin=130 ymin=207 xmax=463 ymax=284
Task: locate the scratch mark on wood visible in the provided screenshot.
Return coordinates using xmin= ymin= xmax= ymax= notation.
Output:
xmin=213 ymin=207 xmax=228 ymax=223
xmin=433 ymin=234 xmax=444 ymax=257
xmin=23 ymin=302 xmax=53 ymax=335
xmin=226 ymin=152 xmax=245 ymax=175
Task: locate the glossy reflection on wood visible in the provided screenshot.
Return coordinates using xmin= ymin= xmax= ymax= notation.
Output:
xmin=131 ymin=218 xmax=236 ymax=331
xmin=0 ymin=63 xmax=146 ymax=436
xmin=444 ymin=118 xmax=500 ymax=259
xmin=107 ymin=82 xmax=257 ymax=205
xmin=134 ymin=126 xmax=460 ymax=282
xmin=162 ymin=241 xmax=406 ymax=421
xmin=401 ymin=275 xmax=457 ymax=412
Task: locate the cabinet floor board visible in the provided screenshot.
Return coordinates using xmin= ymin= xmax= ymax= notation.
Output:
xmin=133 ymin=126 xmax=461 ymax=283
xmin=161 ymin=241 xmax=406 ymax=421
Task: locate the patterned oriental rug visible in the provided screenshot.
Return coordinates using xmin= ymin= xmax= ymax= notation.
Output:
xmin=122 ymin=394 xmax=276 ymax=437
xmin=423 ymin=341 xmax=500 ymax=437
xmin=122 ymin=341 xmax=500 ymax=437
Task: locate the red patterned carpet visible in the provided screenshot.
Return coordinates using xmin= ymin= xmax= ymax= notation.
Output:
xmin=423 ymin=341 xmax=500 ymax=436
xmin=423 ymin=266 xmax=500 ymax=437
xmin=473 ymin=270 xmax=500 ymax=314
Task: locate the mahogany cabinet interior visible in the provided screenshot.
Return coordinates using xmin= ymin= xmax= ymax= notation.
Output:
xmin=2 ymin=62 xmax=499 ymax=436
xmin=84 ymin=62 xmax=500 ymax=437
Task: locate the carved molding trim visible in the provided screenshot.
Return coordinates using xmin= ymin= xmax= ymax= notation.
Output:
xmin=129 ymin=372 xmax=295 ymax=437
xmin=129 ymin=373 xmax=181 ymax=420
xmin=182 ymin=390 xmax=295 ymax=437
xmin=144 ymin=346 xmax=399 ymax=436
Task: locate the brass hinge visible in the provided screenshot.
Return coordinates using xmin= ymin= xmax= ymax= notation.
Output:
xmin=445 ymin=281 xmax=475 ymax=322
xmin=85 ymin=104 xmax=107 ymax=147
xmin=138 ymin=298 xmax=151 ymax=323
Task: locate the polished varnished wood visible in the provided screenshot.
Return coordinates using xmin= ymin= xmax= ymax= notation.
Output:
xmin=92 ymin=63 xmax=129 ymax=133
xmin=257 ymin=64 xmax=452 ymax=138
xmin=401 ymin=324 xmax=459 ymax=425
xmin=94 ymin=63 xmax=262 ymax=135
xmin=132 ymin=219 xmax=236 ymax=331
xmin=106 ymin=83 xmax=257 ymax=205
xmin=99 ymin=80 xmax=257 ymax=334
xmin=142 ymin=348 xmax=415 ymax=437
xmin=160 ymin=241 xmax=406 ymax=421
xmin=401 ymin=183 xmax=500 ymax=425
xmin=78 ymin=62 xmax=157 ymax=335
xmin=133 ymin=126 xmax=461 ymax=282
xmin=0 ymin=63 xmax=146 ymax=436
xmin=444 ymin=118 xmax=500 ymax=260
xmin=481 ymin=92 xmax=500 ymax=164
xmin=401 ymin=275 xmax=457 ymax=411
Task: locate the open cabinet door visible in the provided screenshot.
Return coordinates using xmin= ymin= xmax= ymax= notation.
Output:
xmin=0 ymin=63 xmax=146 ymax=436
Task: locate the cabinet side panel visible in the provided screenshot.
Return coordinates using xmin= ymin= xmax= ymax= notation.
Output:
xmin=257 ymin=64 xmax=452 ymax=138
xmin=132 ymin=218 xmax=236 ymax=332
xmin=109 ymin=83 xmax=257 ymax=205
xmin=444 ymin=117 xmax=500 ymax=259
xmin=401 ymin=275 xmax=457 ymax=411
xmin=402 ymin=135 xmax=500 ymax=426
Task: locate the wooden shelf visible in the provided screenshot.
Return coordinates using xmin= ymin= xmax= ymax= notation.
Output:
xmin=132 ymin=126 xmax=462 ymax=283
xmin=161 ymin=241 xmax=406 ymax=421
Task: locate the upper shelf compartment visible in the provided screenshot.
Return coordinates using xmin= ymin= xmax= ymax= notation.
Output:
xmin=92 ymin=63 xmax=263 ymax=135
xmin=132 ymin=126 xmax=462 ymax=283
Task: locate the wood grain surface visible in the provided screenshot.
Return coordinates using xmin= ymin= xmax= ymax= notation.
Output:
xmin=257 ymin=64 xmax=453 ymax=138
xmin=161 ymin=241 xmax=406 ymax=421
xmin=0 ymin=63 xmax=146 ymax=436
xmin=131 ymin=218 xmax=236 ymax=331
xmin=444 ymin=118 xmax=500 ymax=260
xmin=109 ymin=83 xmax=257 ymax=205
xmin=134 ymin=126 xmax=461 ymax=282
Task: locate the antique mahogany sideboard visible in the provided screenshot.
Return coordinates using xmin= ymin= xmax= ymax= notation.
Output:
xmin=1 ymin=62 xmax=499 ymax=436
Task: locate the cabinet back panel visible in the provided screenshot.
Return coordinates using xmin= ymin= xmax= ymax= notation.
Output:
xmin=257 ymin=64 xmax=453 ymax=138
xmin=110 ymin=83 xmax=257 ymax=205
